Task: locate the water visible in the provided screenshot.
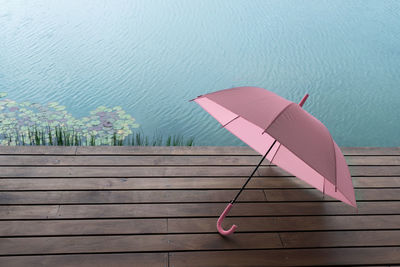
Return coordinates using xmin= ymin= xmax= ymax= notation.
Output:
xmin=1 ymin=0 xmax=399 ymax=146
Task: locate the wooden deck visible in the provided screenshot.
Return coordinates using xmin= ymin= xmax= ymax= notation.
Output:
xmin=0 ymin=146 xmax=399 ymax=267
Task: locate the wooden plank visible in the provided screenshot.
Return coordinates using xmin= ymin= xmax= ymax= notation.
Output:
xmin=0 ymin=166 xmax=292 ymax=177
xmin=263 ymin=188 xmax=400 ymax=201
xmin=0 ymin=155 xmax=270 ymax=166
xmin=280 ymin=230 xmax=400 ymax=248
xmin=0 ymin=205 xmax=60 ymax=220
xmin=0 ymin=253 xmax=167 ymax=267
xmin=0 ymin=146 xmax=76 ymax=155
xmin=76 ymin=146 xmax=257 ymax=155
xmin=0 ymin=146 xmax=398 ymax=156
xmin=6 ymin=215 xmax=399 ymax=237
xmin=1 ymin=165 xmax=399 ymax=177
xmin=1 ymin=177 xmax=399 ymax=191
xmin=0 ymin=219 xmax=167 ymax=236
xmin=169 ymin=247 xmax=400 ymax=267
xmin=0 ymin=189 xmax=398 ymax=205
xmin=354 ymin=177 xmax=400 ymax=187
xmin=1 ymin=202 xmax=399 ymax=220
xmin=342 ymin=147 xmax=400 ymax=156
xmin=168 ymin=215 xmax=400 ymax=233
xmin=0 ymin=155 xmax=399 ymax=166
xmin=0 ymin=235 xmax=169 ymax=255
xmin=345 ymin=156 xmax=400 ymax=165
xmin=76 ymin=146 xmax=400 ymax=156
xmin=167 ymin=233 xmax=282 ymax=251
xmin=0 ymin=155 xmax=277 ymax=166
xmin=0 ymin=177 xmax=313 ymax=190
xmin=0 ymin=233 xmax=282 ymax=255
xmin=0 ymin=190 xmax=266 ymax=204
xmin=349 ymin=166 xmax=400 ymax=176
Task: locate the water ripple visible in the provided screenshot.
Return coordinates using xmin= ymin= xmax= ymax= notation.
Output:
xmin=0 ymin=0 xmax=399 ymax=146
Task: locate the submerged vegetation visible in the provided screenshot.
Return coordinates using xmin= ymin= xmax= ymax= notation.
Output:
xmin=0 ymin=92 xmax=194 ymax=146
xmin=2 ymin=127 xmax=194 ymax=146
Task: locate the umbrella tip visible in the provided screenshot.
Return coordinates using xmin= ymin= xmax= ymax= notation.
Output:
xmin=299 ymin=93 xmax=309 ymax=107
xmin=189 ymin=95 xmax=204 ymax=102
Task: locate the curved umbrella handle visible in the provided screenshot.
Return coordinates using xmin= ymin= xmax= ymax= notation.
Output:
xmin=217 ymin=203 xmax=238 ymax=236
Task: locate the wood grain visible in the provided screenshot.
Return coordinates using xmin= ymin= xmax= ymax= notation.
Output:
xmin=169 ymin=247 xmax=400 ymax=266
xmin=0 ymin=190 xmax=266 ymax=204
xmin=0 ymin=177 xmax=399 ymax=191
xmin=0 ymin=253 xmax=167 ymax=267
xmin=0 ymin=155 xmax=398 ymax=166
xmin=1 ymin=202 xmax=399 ymax=220
xmin=0 ymin=146 xmax=398 ymax=266
xmin=0 ymin=165 xmax=399 ymax=177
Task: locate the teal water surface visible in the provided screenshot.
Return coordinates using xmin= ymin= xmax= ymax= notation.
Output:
xmin=0 ymin=0 xmax=399 ymax=146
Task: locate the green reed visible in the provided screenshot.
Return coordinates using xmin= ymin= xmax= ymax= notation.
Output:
xmin=1 ymin=126 xmax=194 ymax=146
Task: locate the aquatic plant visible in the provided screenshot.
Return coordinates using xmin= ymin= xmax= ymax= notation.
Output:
xmin=2 ymin=127 xmax=194 ymax=146
xmin=0 ymin=92 xmax=139 ymax=146
xmin=165 ymin=135 xmax=195 ymax=146
xmin=0 ymin=92 xmax=194 ymax=146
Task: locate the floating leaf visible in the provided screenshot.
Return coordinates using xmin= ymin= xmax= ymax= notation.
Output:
xmin=2 ymin=119 xmax=12 ymax=125
xmin=103 ymin=121 xmax=113 ymax=127
xmin=0 ymin=92 xmax=7 ymax=98
xmin=54 ymin=105 xmax=66 ymax=111
xmin=96 ymin=106 xmax=107 ymax=111
xmin=47 ymin=102 xmax=59 ymax=107
xmin=32 ymin=103 xmax=42 ymax=108
xmin=96 ymin=111 xmax=107 ymax=117
xmin=21 ymin=101 xmax=31 ymax=106
xmin=6 ymin=102 xmax=17 ymax=107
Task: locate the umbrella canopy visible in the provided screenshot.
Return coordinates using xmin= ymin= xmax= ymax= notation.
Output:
xmin=193 ymin=86 xmax=356 ymax=207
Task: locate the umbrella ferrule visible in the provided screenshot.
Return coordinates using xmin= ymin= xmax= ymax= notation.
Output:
xmin=189 ymin=95 xmax=204 ymax=102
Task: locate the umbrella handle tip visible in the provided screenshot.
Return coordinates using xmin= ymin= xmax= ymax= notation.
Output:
xmin=216 ymin=203 xmax=237 ymax=236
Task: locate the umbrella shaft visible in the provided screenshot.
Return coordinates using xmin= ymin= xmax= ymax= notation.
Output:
xmin=231 ymin=139 xmax=277 ymax=204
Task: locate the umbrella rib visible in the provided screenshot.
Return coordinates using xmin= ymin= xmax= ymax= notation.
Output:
xmin=261 ymin=102 xmax=295 ymax=135
xmin=220 ymin=115 xmax=240 ymax=128
xmin=271 ymin=140 xmax=336 ymax=194
xmin=269 ymin=142 xmax=281 ymax=164
xmin=330 ymin=134 xmax=338 ymax=192
xmin=260 ymin=101 xmax=338 ymax=196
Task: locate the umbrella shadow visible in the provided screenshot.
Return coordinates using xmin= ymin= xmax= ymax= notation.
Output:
xmin=258 ymin=176 xmax=357 ymax=250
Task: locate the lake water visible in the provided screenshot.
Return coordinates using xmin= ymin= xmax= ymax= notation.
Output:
xmin=1 ymin=0 xmax=399 ymax=146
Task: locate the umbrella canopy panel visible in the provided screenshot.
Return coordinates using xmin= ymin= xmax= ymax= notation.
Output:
xmin=194 ymin=87 xmax=356 ymax=207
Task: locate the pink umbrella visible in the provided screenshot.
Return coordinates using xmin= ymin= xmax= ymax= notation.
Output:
xmin=191 ymin=87 xmax=356 ymax=236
